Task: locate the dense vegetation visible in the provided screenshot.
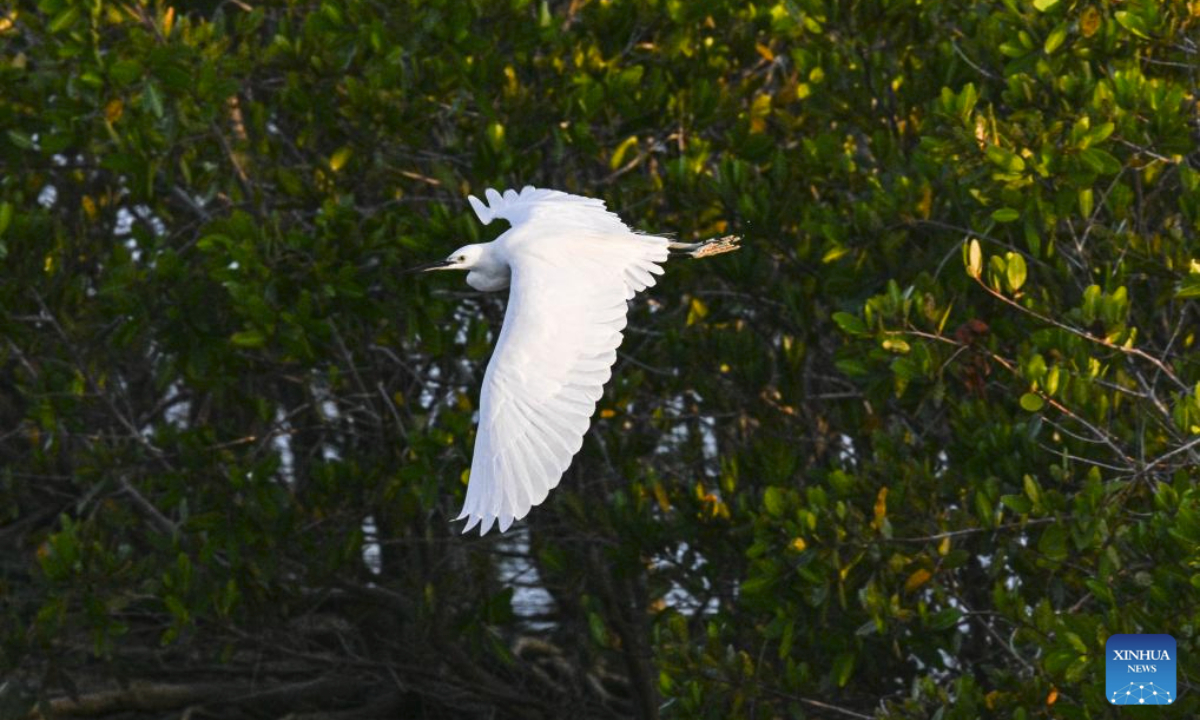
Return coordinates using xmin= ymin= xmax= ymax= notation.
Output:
xmin=2 ymin=0 xmax=1197 ymax=717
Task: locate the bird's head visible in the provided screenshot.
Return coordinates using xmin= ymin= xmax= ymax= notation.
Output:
xmin=405 ymin=244 xmax=486 ymax=273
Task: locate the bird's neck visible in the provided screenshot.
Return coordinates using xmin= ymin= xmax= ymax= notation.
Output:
xmin=466 ymin=247 xmax=510 ymax=291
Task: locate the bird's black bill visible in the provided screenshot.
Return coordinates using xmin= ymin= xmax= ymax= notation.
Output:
xmin=402 ymin=259 xmax=454 ymax=274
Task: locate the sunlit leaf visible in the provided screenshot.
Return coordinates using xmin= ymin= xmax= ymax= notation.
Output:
xmin=1005 ymin=252 xmax=1027 ymax=292
xmin=966 ymin=239 xmax=983 ymax=278
xmin=904 ymin=568 xmax=932 ymax=592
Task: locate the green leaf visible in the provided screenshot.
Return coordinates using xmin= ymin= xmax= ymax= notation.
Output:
xmin=1065 ymin=655 xmax=1091 ymax=683
xmin=1023 ymin=475 xmax=1043 ymax=506
xmin=1038 ymin=524 xmax=1068 ymax=561
xmin=929 ymin=608 xmax=963 ymax=631
xmin=835 ymin=358 xmax=869 ymax=376
xmin=986 ymin=146 xmax=1026 ymax=173
xmin=6 ymin=130 xmax=35 ymax=150
xmin=763 ymin=487 xmax=786 ymax=517
xmin=1019 ymin=393 xmax=1044 ymax=412
xmin=832 ymin=651 xmax=856 ymax=687
xmin=1026 ymin=353 xmax=1047 ymax=381
xmin=1045 ymin=366 xmax=1061 ymax=396
xmin=1044 ymin=24 xmax=1068 ymax=54
xmin=0 ymin=202 xmax=12 ymax=237
xmin=965 ymin=239 xmax=982 ymax=278
xmin=486 ymin=121 xmax=505 ymax=151
xmin=109 ymin=59 xmax=144 ymax=86
xmin=143 ymin=81 xmax=164 ymax=118
xmin=974 ymin=491 xmax=994 ymax=527
xmin=1175 ymin=276 xmax=1200 ymax=299
xmin=610 ymin=135 xmax=639 ymax=170
xmin=48 ymin=5 xmax=81 ymax=33
xmin=991 ymin=208 xmax=1020 ymax=223
xmin=1080 ymin=147 xmax=1123 ymax=175
xmin=740 ymin=574 xmax=775 ymax=595
xmin=1078 ymin=188 xmax=1094 ymax=218
xmin=821 ymin=244 xmax=850 ymax=263
xmin=1005 ymin=252 xmax=1027 ymax=292
xmin=587 ymin=612 xmax=607 ymax=645
xmin=1065 ymin=632 xmax=1088 ymax=654
xmin=831 ymin=312 xmax=866 ymax=335
xmin=1114 ymin=10 xmax=1149 ymax=38
xmin=1032 ymin=0 xmax=1060 ymax=11
xmin=1044 ymin=648 xmax=1077 ymax=673
xmin=230 ymin=330 xmax=266 ymax=348
xmin=1084 ymin=122 xmax=1115 ymax=147
xmin=778 ymin=618 xmax=795 ymax=659
xmin=329 ymin=146 xmax=353 ymax=172
xmin=1001 ymin=494 xmax=1032 ymax=514
xmin=164 ymin=594 xmax=190 ymax=622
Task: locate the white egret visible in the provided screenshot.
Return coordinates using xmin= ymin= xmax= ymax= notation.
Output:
xmin=413 ymin=186 xmax=739 ymax=535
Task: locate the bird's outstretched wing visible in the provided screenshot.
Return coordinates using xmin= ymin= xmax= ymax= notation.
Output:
xmin=457 ymin=188 xmax=669 ymax=534
xmin=468 ymin=186 xmax=631 ymax=235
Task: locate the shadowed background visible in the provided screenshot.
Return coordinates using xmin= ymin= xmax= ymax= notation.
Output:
xmin=1 ymin=0 xmax=1198 ymax=718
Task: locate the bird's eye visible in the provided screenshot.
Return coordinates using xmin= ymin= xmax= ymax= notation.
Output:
xmin=458 ymin=255 xmax=466 ymax=262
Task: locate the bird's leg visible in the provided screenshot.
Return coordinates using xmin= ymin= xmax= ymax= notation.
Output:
xmin=668 ymin=235 xmax=741 ymax=259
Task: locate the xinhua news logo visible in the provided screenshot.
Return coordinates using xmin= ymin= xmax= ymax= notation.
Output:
xmin=1105 ymin=634 xmax=1176 ymax=705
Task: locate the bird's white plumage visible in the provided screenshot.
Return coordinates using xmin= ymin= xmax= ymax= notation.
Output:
xmin=456 ymin=186 xmax=669 ymax=534
xmin=467 ymin=186 xmax=628 ymax=235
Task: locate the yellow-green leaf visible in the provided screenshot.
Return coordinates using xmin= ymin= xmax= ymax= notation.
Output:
xmin=832 ymin=312 xmax=866 ymax=335
xmin=231 ymin=330 xmax=266 ymax=348
xmin=1114 ymin=11 xmax=1149 ymax=39
xmin=48 ymin=5 xmax=80 ymax=33
xmin=833 ymin=652 xmax=856 ymax=687
xmin=1078 ymin=188 xmax=1094 ymax=218
xmin=686 ymin=297 xmax=708 ymax=326
xmin=609 ymin=135 xmax=639 ymax=170
xmin=986 ymin=146 xmax=1025 ymax=173
xmin=329 ymin=146 xmax=353 ymax=172
xmin=486 ymin=122 xmax=505 ymax=151
xmin=1046 ymin=365 xmax=1061 ymax=396
xmin=1044 ymin=24 xmax=1068 ymax=54
xmin=763 ymin=487 xmax=785 ymax=516
xmin=966 ymin=239 xmax=983 ymax=278
xmin=1005 ymin=252 xmax=1027 ymax=291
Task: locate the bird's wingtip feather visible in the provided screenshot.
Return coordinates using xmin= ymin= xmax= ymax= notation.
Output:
xmin=460 ymin=513 xmax=481 ymax=534
xmin=479 ymin=515 xmax=497 ymax=535
xmin=467 ymin=195 xmax=492 ymax=225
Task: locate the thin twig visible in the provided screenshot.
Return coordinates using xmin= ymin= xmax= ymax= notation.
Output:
xmin=972 ymin=276 xmax=1188 ymax=392
xmin=889 ymin=516 xmax=1062 ymax=543
xmin=118 ymin=478 xmax=178 ymax=536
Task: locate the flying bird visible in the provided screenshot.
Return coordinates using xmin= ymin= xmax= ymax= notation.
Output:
xmin=411 ymin=186 xmax=739 ymax=535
